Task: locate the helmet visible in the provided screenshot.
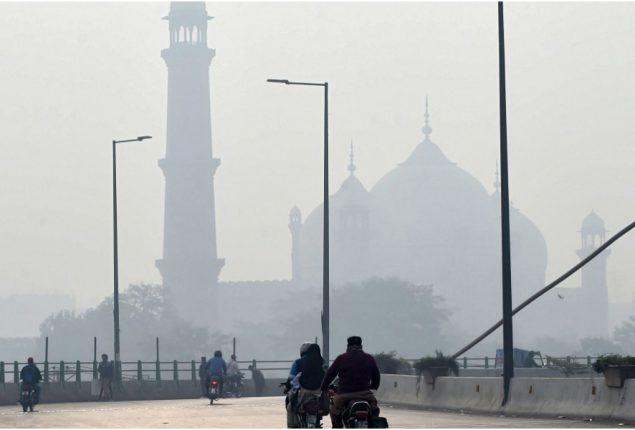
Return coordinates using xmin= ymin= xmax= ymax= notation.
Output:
xmin=300 ymin=342 xmax=312 ymax=356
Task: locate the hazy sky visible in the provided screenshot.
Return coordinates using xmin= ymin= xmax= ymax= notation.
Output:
xmin=0 ymin=1 xmax=633 ymax=311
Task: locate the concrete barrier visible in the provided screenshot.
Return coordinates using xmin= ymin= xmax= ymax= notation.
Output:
xmin=376 ymin=374 xmax=635 ymax=423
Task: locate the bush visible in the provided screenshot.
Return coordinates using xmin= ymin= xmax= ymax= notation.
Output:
xmin=592 ymin=354 xmax=635 ymax=374
xmin=373 ymin=351 xmax=412 ymax=375
xmin=413 ymin=350 xmax=459 ymax=376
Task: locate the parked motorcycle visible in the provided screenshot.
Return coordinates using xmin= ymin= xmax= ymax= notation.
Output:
xmin=207 ymin=376 xmax=221 ymax=405
xmin=19 ymin=384 xmax=35 ymax=412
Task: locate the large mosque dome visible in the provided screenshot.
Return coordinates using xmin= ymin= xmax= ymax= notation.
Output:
xmin=292 ymin=100 xmax=548 ymax=335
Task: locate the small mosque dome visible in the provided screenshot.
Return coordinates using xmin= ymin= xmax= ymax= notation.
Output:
xmin=581 ymin=210 xmax=606 ymax=234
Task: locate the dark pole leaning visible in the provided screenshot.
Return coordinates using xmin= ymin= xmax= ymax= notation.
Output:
xmin=498 ymin=1 xmax=514 ymax=406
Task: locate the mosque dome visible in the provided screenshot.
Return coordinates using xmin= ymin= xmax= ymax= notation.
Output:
xmin=292 ymin=99 xmax=548 ymax=331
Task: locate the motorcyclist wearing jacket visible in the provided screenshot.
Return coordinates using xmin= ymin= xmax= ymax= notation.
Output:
xmin=20 ymin=357 xmax=43 ymax=405
xmin=226 ymin=354 xmax=242 ymax=392
xmin=287 ymin=342 xmax=312 ymax=386
xmin=286 ymin=343 xmax=326 ymax=427
xmin=320 ymin=336 xmax=380 ymax=428
xmin=206 ymin=350 xmax=227 ymax=397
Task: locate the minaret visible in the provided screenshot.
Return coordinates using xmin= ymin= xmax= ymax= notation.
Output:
xmin=576 ymin=210 xmax=610 ymax=337
xmin=289 ymin=206 xmax=302 ymax=282
xmin=156 ymin=2 xmax=224 ymax=327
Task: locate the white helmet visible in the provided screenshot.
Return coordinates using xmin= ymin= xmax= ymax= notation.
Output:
xmin=300 ymin=342 xmax=312 ymax=356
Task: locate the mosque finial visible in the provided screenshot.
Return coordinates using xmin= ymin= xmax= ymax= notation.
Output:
xmin=422 ymin=96 xmax=432 ymax=140
xmin=494 ymin=161 xmax=501 ymax=193
xmin=348 ymin=141 xmax=356 ymax=176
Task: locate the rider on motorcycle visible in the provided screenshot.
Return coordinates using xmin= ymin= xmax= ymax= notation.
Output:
xmin=20 ymin=357 xmax=42 ymax=405
xmin=206 ymin=350 xmax=227 ymax=397
xmin=288 ymin=342 xmax=312 ymax=386
xmin=320 ymin=336 xmax=380 ymax=428
xmin=226 ymin=354 xmax=242 ymax=391
xmin=286 ymin=343 xmax=326 ymax=428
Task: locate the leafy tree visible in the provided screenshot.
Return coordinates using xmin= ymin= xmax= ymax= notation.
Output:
xmin=614 ymin=316 xmax=635 ymax=354
xmin=38 ymin=284 xmax=230 ymax=361
xmin=373 ymin=351 xmax=412 ymax=375
xmin=578 ymin=337 xmax=622 ymax=356
xmin=261 ymin=277 xmax=452 ymax=359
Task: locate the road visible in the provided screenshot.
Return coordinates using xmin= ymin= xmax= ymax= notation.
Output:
xmin=0 ymin=396 xmax=627 ymax=428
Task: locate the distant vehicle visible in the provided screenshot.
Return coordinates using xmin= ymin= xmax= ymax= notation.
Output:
xmin=495 ymin=348 xmax=544 ymax=368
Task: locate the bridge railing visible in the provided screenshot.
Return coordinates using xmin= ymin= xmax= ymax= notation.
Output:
xmin=0 ymin=358 xmax=295 ymax=385
xmin=0 ymin=355 xmax=602 ymax=384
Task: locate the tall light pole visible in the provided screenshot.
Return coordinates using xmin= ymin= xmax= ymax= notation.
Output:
xmin=497 ymin=1 xmax=514 ymax=405
xmin=267 ymin=78 xmax=330 ymax=364
xmin=112 ymin=135 xmax=152 ymax=382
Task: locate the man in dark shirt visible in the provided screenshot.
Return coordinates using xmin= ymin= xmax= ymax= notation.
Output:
xmin=20 ymin=357 xmax=43 ymax=405
xmin=320 ymin=336 xmax=380 ymax=428
xmin=97 ymin=354 xmax=114 ymax=401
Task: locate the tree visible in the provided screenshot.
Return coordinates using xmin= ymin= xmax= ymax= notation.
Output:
xmin=614 ymin=316 xmax=635 ymax=354
xmin=373 ymin=351 xmax=412 ymax=375
xmin=38 ymin=284 xmax=230 ymax=361
xmin=578 ymin=337 xmax=622 ymax=356
xmin=259 ymin=277 xmax=452 ymax=359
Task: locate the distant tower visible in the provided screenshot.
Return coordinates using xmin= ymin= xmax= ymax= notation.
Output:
xmin=332 ymin=143 xmax=372 ymax=284
xmin=289 ymin=206 xmax=302 ymax=282
xmin=577 ymin=210 xmax=610 ymax=337
xmin=156 ymin=2 xmax=224 ymax=327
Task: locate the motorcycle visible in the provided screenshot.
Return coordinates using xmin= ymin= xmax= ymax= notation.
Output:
xmin=341 ymin=400 xmax=372 ymax=428
xmin=281 ymin=381 xmax=326 ymax=428
xmin=207 ymin=376 xmax=221 ymax=405
xmin=224 ymin=373 xmax=244 ymax=398
xmin=19 ymin=384 xmax=35 ymax=412
xmin=328 ymin=385 xmax=388 ymax=429
xmin=296 ymin=393 xmax=323 ymax=428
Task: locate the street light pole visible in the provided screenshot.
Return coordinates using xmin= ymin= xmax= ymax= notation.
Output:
xmin=112 ymin=135 xmax=152 ymax=383
xmin=267 ymin=78 xmax=330 ymax=364
xmin=497 ymin=1 xmax=514 ymax=405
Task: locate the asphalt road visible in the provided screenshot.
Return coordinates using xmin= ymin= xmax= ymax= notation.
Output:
xmin=0 ymin=396 xmax=628 ymax=428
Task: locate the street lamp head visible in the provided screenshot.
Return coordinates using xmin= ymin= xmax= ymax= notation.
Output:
xmin=267 ymin=78 xmax=290 ymax=85
xmin=137 ymin=136 xmax=152 ymax=141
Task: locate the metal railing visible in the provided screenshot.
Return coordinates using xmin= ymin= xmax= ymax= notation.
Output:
xmin=0 ymin=358 xmax=295 ymax=385
xmin=0 ymin=355 xmax=603 ymax=384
